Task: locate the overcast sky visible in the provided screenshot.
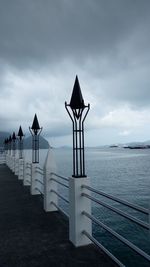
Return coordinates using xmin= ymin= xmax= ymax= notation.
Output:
xmin=0 ymin=0 xmax=150 ymax=146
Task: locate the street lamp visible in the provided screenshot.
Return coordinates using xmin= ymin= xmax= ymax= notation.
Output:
xmin=8 ymin=135 xmax=12 ymax=155
xmin=12 ymin=132 xmax=16 ymax=156
xmin=29 ymin=114 xmax=42 ymax=163
xmin=65 ymin=76 xmax=90 ymax=177
xmin=4 ymin=138 xmax=8 ymax=153
xmin=17 ymin=126 xmax=24 ymax=159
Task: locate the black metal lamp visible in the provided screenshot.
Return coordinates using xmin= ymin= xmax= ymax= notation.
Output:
xmin=12 ymin=132 xmax=16 ymax=156
xmin=4 ymin=138 xmax=8 ymax=152
xmin=29 ymin=114 xmax=42 ymax=163
xmin=8 ymin=135 xmax=12 ymax=154
xmin=17 ymin=126 xmax=24 ymax=159
xmin=65 ymin=76 xmax=90 ymax=177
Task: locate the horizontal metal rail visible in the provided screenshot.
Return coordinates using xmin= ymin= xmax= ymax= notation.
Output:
xmin=35 ymin=170 xmax=44 ymax=175
xmin=82 ymin=185 xmax=149 ymax=215
xmin=82 ymin=211 xmax=150 ymax=263
xmin=25 ymin=172 xmax=31 ymax=176
xmin=50 ymin=189 xmax=69 ymax=203
xmin=35 ymin=166 xmax=44 ymax=172
xmin=35 ymin=179 xmax=44 ymax=185
xmin=35 ymin=187 xmax=44 ymax=195
xmin=26 ymin=165 xmax=32 ymax=169
xmin=25 ymin=179 xmax=31 ymax=185
xmin=51 ymin=172 xmax=69 ymax=182
xmin=50 ymin=178 xmax=69 ymax=188
xmin=82 ymin=230 xmax=125 ymax=267
xmin=51 ymin=201 xmax=69 ymax=219
xmin=82 ymin=193 xmax=149 ymax=230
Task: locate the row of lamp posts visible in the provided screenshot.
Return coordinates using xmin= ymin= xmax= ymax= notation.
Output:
xmin=4 ymin=114 xmax=42 ymax=164
xmin=3 ymin=76 xmax=91 ymax=247
xmin=3 ymin=75 xmax=90 ymax=178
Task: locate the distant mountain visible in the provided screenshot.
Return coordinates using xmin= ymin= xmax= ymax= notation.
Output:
xmin=23 ymin=135 xmax=50 ymax=149
xmin=0 ymin=131 xmax=50 ymax=149
xmin=0 ymin=132 xmax=10 ymax=147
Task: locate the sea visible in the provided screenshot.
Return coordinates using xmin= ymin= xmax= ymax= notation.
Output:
xmin=24 ymin=147 xmax=150 ymax=267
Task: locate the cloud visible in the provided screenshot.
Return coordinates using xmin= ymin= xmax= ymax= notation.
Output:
xmin=0 ymin=0 xmax=150 ymax=145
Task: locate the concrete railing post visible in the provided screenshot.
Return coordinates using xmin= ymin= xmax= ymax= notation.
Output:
xmin=44 ymin=148 xmax=58 ymax=212
xmin=10 ymin=156 xmax=15 ymax=172
xmin=18 ymin=159 xmax=24 ymax=180
xmin=23 ymin=162 xmax=32 ymax=186
xmin=69 ymin=177 xmax=92 ymax=247
xmin=14 ymin=150 xmax=19 ymax=176
xmin=30 ymin=163 xmax=41 ymax=195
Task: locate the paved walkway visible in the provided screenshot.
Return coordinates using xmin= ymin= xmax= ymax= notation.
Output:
xmin=0 ymin=164 xmax=117 ymax=267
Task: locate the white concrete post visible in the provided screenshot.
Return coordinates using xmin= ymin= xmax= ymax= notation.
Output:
xmin=30 ymin=163 xmax=41 ymax=195
xmin=11 ymin=156 xmax=15 ymax=172
xmin=14 ymin=150 xmax=19 ymax=176
xmin=15 ymin=158 xmax=19 ymax=176
xmin=18 ymin=159 xmax=24 ymax=180
xmin=23 ymin=162 xmax=32 ymax=186
xmin=69 ymin=177 xmax=92 ymax=247
xmin=44 ymin=148 xmax=58 ymax=212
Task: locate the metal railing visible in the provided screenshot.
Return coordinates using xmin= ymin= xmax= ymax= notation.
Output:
xmin=34 ymin=166 xmax=44 ymax=196
xmin=5 ymin=155 xmax=150 ymax=266
xmin=82 ymin=185 xmax=149 ymax=215
xmin=82 ymin=230 xmax=125 ymax=267
xmin=50 ymin=172 xmax=69 ymax=218
xmin=81 ymin=184 xmax=150 ymax=265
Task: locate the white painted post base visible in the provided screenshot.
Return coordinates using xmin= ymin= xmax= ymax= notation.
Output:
xmin=30 ymin=163 xmax=41 ymax=195
xmin=23 ymin=162 xmax=31 ymax=186
xmin=18 ymin=159 xmax=24 ymax=180
xmin=44 ymin=148 xmax=58 ymax=212
xmin=12 ymin=156 xmax=15 ymax=173
xmin=69 ymin=177 xmax=92 ymax=247
xmin=15 ymin=158 xmax=19 ymax=176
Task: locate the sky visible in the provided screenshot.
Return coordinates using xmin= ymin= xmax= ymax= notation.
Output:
xmin=0 ymin=0 xmax=150 ymax=147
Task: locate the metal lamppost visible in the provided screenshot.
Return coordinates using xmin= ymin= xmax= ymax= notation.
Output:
xmin=4 ymin=139 xmax=8 ymax=152
xmin=12 ymin=132 xmax=16 ymax=156
xmin=8 ymin=135 xmax=12 ymax=155
xmin=65 ymin=76 xmax=90 ymax=177
xmin=29 ymin=114 xmax=42 ymax=163
xmin=17 ymin=126 xmax=24 ymax=159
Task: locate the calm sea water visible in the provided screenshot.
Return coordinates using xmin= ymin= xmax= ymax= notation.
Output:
xmin=53 ymin=147 xmax=150 ymax=267
xmin=24 ymin=148 xmax=150 ymax=267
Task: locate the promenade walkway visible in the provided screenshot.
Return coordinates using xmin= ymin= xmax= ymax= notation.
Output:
xmin=0 ymin=164 xmax=116 ymax=267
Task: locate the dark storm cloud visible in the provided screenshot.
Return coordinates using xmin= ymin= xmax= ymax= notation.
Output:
xmin=0 ymin=0 xmax=150 ymax=144
xmin=0 ymin=0 xmax=150 ymax=68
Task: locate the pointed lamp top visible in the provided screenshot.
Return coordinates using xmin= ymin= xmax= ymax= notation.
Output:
xmin=18 ymin=126 xmax=24 ymax=138
xmin=70 ymin=76 xmax=85 ymax=109
xmin=31 ymin=114 xmax=40 ymax=131
xmin=9 ymin=135 xmax=12 ymax=142
xmin=12 ymin=132 xmax=16 ymax=140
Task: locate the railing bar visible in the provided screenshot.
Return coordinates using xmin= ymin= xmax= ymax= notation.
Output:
xmin=82 ymin=193 xmax=149 ymax=230
xmin=35 ymin=179 xmax=44 ymax=185
xmin=35 ymin=187 xmax=44 ymax=195
xmin=25 ymin=172 xmax=31 ymax=176
xmin=51 ymin=201 xmax=69 ymax=219
xmin=25 ymin=179 xmax=31 ymax=185
xmin=83 ymin=211 xmax=150 ymax=262
xmin=26 ymin=166 xmax=32 ymax=169
xmin=51 ymin=172 xmax=69 ymax=182
xmin=50 ymin=178 xmax=69 ymax=188
xmin=82 ymin=230 xmax=125 ymax=267
xmin=82 ymin=185 xmax=149 ymax=215
xmin=35 ymin=166 xmax=43 ymax=171
xmin=50 ymin=190 xmax=69 ymax=203
xmin=35 ymin=170 xmax=44 ymax=175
